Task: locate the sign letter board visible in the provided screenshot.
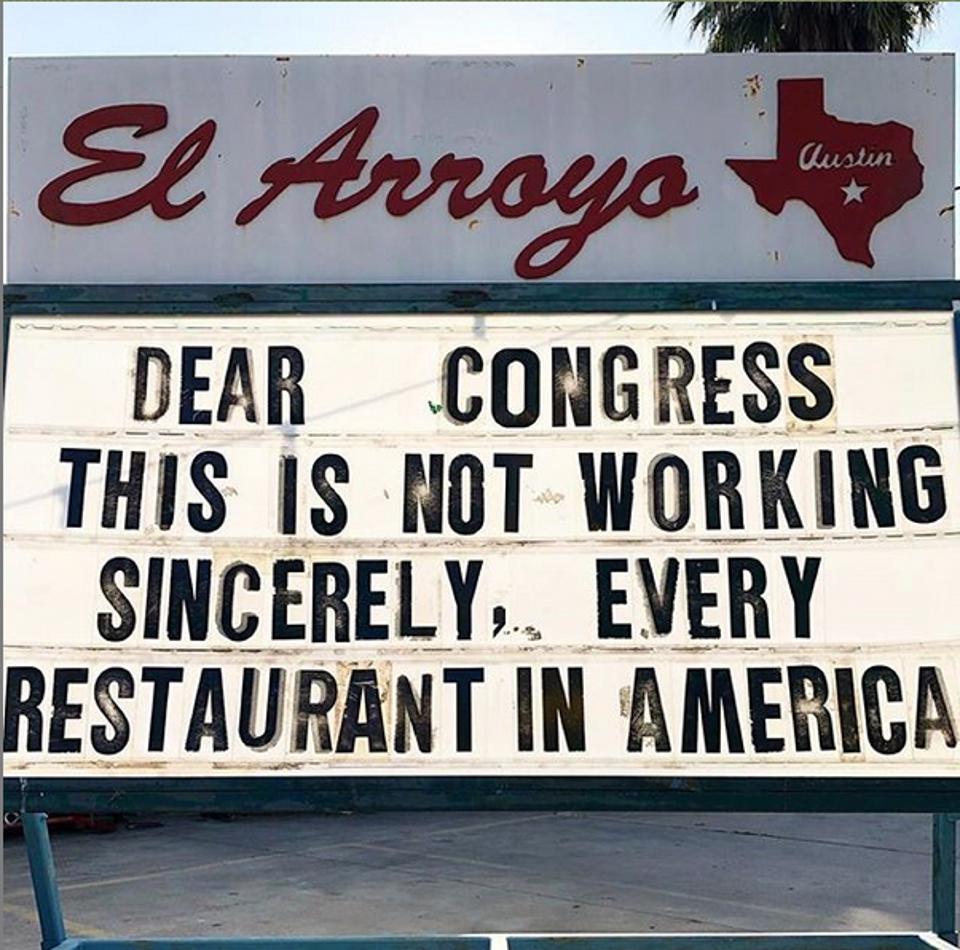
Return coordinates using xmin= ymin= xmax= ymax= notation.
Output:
xmin=4 ymin=310 xmax=959 ymax=778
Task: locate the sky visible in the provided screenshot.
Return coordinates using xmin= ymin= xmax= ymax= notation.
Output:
xmin=3 ymin=1 xmax=959 ymax=270
xmin=0 ymin=2 xmax=700 ymax=57
xmin=4 ymin=1 xmax=958 ymax=60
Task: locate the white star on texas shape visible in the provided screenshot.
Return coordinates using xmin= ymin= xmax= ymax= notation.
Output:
xmin=841 ymin=178 xmax=868 ymax=205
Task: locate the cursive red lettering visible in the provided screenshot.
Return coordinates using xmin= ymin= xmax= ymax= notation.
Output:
xmin=40 ymin=102 xmax=699 ymax=277
xmin=236 ymin=107 xmax=700 ymax=278
xmin=38 ymin=104 xmax=216 ymax=226
xmin=437 ymin=156 xmax=489 ymax=217
xmin=375 ymin=155 xmax=428 ymax=215
xmin=484 ymin=156 xmax=550 ymax=218
xmin=235 ymin=106 xmax=379 ymax=224
xmin=628 ymin=155 xmax=699 ymax=217
xmin=518 ymin=158 xmax=631 ymax=279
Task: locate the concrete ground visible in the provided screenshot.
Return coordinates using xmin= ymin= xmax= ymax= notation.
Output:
xmin=2 ymin=812 xmax=946 ymax=949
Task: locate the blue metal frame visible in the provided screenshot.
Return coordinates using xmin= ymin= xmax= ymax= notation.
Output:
xmin=16 ymin=938 xmax=959 ymax=950
xmin=6 ymin=775 xmax=960 ymax=816
xmin=5 ymin=279 xmax=960 ymax=314
xmin=31 ymin=942 xmax=492 ymax=950
xmin=6 ymin=281 xmax=960 ymax=950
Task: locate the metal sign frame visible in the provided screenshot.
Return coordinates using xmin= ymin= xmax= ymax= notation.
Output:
xmin=3 ymin=280 xmax=959 ymax=950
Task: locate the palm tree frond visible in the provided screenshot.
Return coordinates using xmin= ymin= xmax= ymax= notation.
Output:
xmin=666 ymin=2 xmax=940 ymax=53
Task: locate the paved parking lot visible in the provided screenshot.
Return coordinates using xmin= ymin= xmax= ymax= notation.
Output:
xmin=3 ymin=812 xmax=943 ymax=948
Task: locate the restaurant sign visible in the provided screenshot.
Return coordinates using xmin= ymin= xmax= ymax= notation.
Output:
xmin=6 ymin=54 xmax=955 ymax=283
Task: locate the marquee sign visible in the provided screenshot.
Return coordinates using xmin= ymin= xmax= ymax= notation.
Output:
xmin=6 ymin=54 xmax=954 ymax=283
xmin=4 ymin=310 xmax=959 ymax=777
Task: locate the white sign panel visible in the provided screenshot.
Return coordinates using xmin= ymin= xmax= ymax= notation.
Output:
xmin=6 ymin=54 xmax=954 ymax=284
xmin=4 ymin=311 xmax=959 ymax=776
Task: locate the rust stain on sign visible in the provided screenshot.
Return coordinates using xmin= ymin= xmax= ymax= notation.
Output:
xmin=534 ymin=489 xmax=564 ymax=504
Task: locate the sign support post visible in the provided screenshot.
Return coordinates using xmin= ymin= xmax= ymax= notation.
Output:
xmin=933 ymin=814 xmax=958 ymax=944
xmin=22 ymin=814 xmax=67 ymax=950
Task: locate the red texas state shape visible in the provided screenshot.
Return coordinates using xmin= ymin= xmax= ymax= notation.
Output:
xmin=726 ymin=78 xmax=924 ymax=267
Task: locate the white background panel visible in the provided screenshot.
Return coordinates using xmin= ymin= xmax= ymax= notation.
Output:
xmin=8 ymin=55 xmax=954 ymax=283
